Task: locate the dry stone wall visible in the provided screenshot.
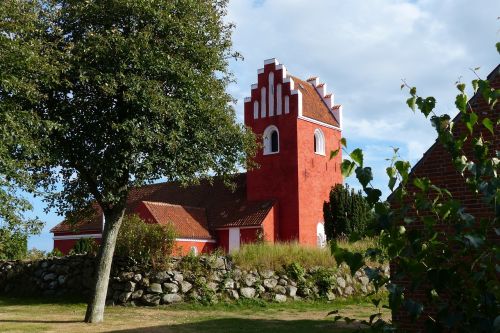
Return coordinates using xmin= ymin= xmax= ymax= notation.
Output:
xmin=0 ymin=254 xmax=389 ymax=305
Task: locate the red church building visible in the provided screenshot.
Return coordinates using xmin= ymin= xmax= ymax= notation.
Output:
xmin=50 ymin=58 xmax=344 ymax=255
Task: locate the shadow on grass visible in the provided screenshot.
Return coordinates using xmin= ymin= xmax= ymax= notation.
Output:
xmin=106 ymin=318 xmax=362 ymax=333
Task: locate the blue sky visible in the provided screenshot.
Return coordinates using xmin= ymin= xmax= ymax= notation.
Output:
xmin=27 ymin=0 xmax=500 ymax=251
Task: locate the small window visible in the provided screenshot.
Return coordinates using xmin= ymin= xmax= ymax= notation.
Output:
xmin=263 ymin=125 xmax=279 ymax=155
xmin=190 ymin=246 xmax=198 ymax=256
xmin=314 ymin=129 xmax=325 ymax=155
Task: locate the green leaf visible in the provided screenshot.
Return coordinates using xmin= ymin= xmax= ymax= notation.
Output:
xmin=413 ymin=177 xmax=429 ymax=192
xmin=349 ymin=148 xmax=364 ymax=167
xmin=341 ymin=160 xmax=355 ymax=177
xmin=464 ymin=112 xmax=478 ymax=134
xmin=364 ymin=188 xmax=382 ymax=206
xmin=406 ymin=96 xmax=417 ymax=111
xmin=456 ymin=83 xmax=466 ymax=93
xmin=340 ymin=137 xmax=347 ymax=148
xmin=455 ymin=94 xmax=468 ymax=113
xmin=415 ymin=96 xmax=436 ymax=117
xmin=355 ymin=167 xmax=373 ymax=188
xmin=330 ymin=148 xmax=340 ymax=160
xmin=496 ymin=42 xmax=500 ymax=54
xmin=472 ymin=79 xmax=479 ymax=93
xmin=395 ymin=160 xmax=411 ymax=182
xmin=410 ymin=87 xmax=417 ymax=96
xmin=482 ymin=118 xmax=494 ymax=135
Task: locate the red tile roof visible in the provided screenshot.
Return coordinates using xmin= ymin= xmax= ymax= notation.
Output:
xmin=141 ymin=201 xmax=211 ymax=239
xmin=51 ymin=174 xmax=274 ymax=236
xmin=292 ymin=76 xmax=340 ymax=127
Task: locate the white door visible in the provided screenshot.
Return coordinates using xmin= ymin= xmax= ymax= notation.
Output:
xmin=228 ymin=228 xmax=240 ymax=252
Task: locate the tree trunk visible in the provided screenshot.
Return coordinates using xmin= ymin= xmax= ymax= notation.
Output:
xmin=84 ymin=207 xmax=125 ymax=323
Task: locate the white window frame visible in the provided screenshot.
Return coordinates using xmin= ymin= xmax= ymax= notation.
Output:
xmin=263 ymin=125 xmax=279 ymax=155
xmin=314 ymin=128 xmax=325 ymax=156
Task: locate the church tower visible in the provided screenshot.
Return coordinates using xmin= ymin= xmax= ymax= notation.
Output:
xmin=244 ymin=58 xmax=343 ymax=246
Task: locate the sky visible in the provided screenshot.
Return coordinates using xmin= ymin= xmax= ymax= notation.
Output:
xmin=27 ymin=0 xmax=500 ymax=251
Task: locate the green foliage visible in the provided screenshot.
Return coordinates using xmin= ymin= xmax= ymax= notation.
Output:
xmin=336 ymin=46 xmax=499 ymax=332
xmin=48 ymin=248 xmax=64 ymax=257
xmin=231 ymin=242 xmax=336 ymax=271
xmin=69 ymin=238 xmax=98 ymax=255
xmin=323 ymin=184 xmax=373 ymax=239
xmin=0 ymin=229 xmax=27 ymax=260
xmin=115 ymin=214 xmax=176 ymax=268
xmin=285 ymin=262 xmax=305 ymax=280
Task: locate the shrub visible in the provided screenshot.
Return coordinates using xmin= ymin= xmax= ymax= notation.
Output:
xmin=25 ymin=248 xmax=47 ymax=260
xmin=323 ymin=183 xmax=373 ymax=239
xmin=70 ymin=238 xmax=98 ymax=255
xmin=231 ymin=242 xmax=336 ymax=271
xmin=115 ymin=214 xmax=176 ymax=267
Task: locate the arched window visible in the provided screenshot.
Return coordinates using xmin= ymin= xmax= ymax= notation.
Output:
xmin=263 ymin=125 xmax=279 ymax=155
xmin=253 ymin=100 xmax=259 ymax=119
xmin=314 ymin=129 xmax=325 ymax=155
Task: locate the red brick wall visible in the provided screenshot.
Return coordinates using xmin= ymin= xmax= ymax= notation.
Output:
xmin=262 ymin=204 xmax=278 ymax=242
xmin=245 ymin=61 xmax=301 ymax=242
xmin=240 ymin=228 xmax=260 ymax=244
xmin=216 ymin=229 xmax=229 ymax=253
xmin=392 ymin=68 xmax=499 ymax=331
xmin=53 ymin=230 xmax=102 ymax=254
xmin=245 ymin=61 xmax=343 ymax=245
xmin=296 ymin=119 xmax=343 ymax=246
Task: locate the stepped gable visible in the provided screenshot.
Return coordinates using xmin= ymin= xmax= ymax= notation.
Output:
xmin=50 ymin=173 xmax=274 ymax=234
xmin=292 ymin=75 xmax=340 ymax=127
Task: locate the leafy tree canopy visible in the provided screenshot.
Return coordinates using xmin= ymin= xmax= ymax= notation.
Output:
xmin=0 ymin=0 xmax=255 ymax=322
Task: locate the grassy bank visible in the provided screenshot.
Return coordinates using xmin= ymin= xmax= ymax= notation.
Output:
xmin=230 ymin=242 xmax=336 ymax=270
xmin=230 ymin=238 xmax=383 ymax=271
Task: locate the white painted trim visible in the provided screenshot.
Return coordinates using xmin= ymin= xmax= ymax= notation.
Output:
xmin=298 ymin=115 xmax=342 ymax=131
xmin=253 ymin=100 xmax=259 ymax=120
xmin=251 ymin=83 xmax=258 ymax=90
xmin=244 ymin=97 xmax=251 ymax=103
xmin=175 ymin=238 xmax=216 ymax=243
xmin=268 ymin=72 xmax=274 ymax=117
xmin=216 ymin=226 xmax=262 ymax=230
xmin=53 ymin=233 xmax=102 ymax=240
xmin=276 ymin=64 xmax=287 ymax=78
xmin=264 ymin=58 xmax=278 ymax=65
xmin=276 ymin=83 xmax=282 ymax=115
xmin=263 ymin=125 xmax=279 ymax=155
xmin=314 ymin=128 xmax=326 ymax=155
xmin=291 ymin=90 xmax=302 ymax=116
xmin=307 ymin=77 xmax=319 ymax=86
xmin=260 ymin=87 xmax=266 ymax=118
xmin=257 ymin=68 xmax=264 ymax=74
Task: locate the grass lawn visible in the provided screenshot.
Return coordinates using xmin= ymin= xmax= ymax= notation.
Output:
xmin=0 ymin=296 xmax=390 ymax=332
